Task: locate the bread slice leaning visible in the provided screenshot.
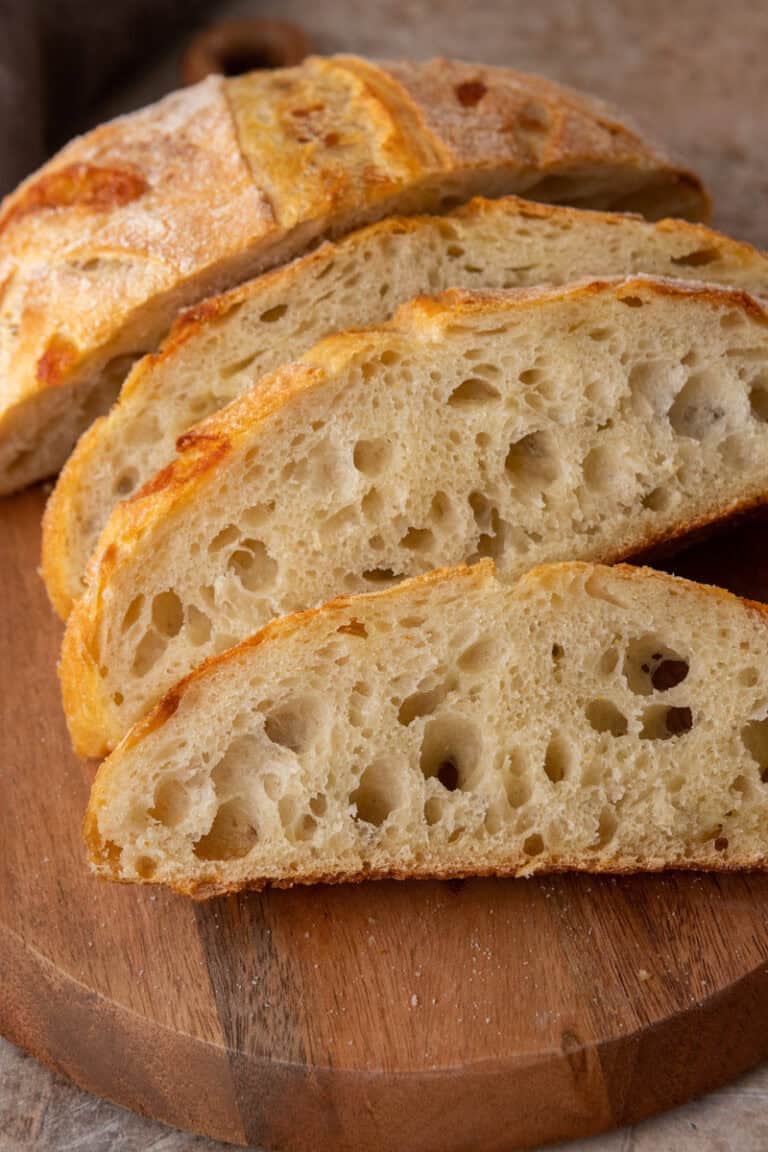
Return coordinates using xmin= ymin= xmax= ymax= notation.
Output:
xmin=85 ymin=560 xmax=768 ymax=897
xmin=42 ymin=198 xmax=768 ymax=619
xmin=0 ymin=54 xmax=707 ymax=495
xmin=61 ymin=277 xmax=768 ymax=757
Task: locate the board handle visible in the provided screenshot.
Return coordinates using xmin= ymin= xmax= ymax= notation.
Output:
xmin=181 ymin=18 xmax=311 ymax=85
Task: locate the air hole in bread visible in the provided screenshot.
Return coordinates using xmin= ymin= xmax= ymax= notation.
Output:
xmin=671 ymin=247 xmax=720 ymax=268
xmin=227 ymin=539 xmax=277 ymax=591
xmin=468 ymin=490 xmax=496 ymax=532
xmin=523 ymin=832 xmax=544 ymax=856
xmin=468 ymin=360 xmax=501 ymax=379
xmin=400 ymin=526 xmax=435 ymax=552
xmin=582 ymin=444 xmax=621 ymax=492
xmin=618 ymin=295 xmax=644 ymax=308
xmin=152 ymin=590 xmax=184 ymax=638
xmin=263 ymin=695 xmax=324 ymax=754
xmin=584 ymin=572 xmax=629 ymax=607
xmin=429 ymin=490 xmax=454 ymax=526
xmin=543 ymin=733 xmax=572 ymax=783
xmin=588 ymin=327 xmax=611 ymax=342
xmin=502 ymin=749 xmax=530 ymax=808
xmin=595 ymin=806 xmax=618 ymax=848
xmin=420 ymin=714 xmax=481 ymax=790
xmin=134 ymin=855 xmax=157 ymax=879
xmin=640 ymin=704 xmax=693 ymax=740
xmin=121 ymin=594 xmax=144 ymax=632
xmin=351 ymin=759 xmax=402 ymax=826
xmin=193 ymin=798 xmax=257 ymax=860
xmin=641 ymin=485 xmax=671 ymax=512
xmin=458 ymin=636 xmax=497 ymax=673
xmin=299 ymin=796 xmax=323 ymax=827
xmin=362 ymin=567 xmax=400 ymax=584
xmin=186 ymin=605 xmax=211 ymax=646
xmin=739 ymin=668 xmax=759 ymax=688
xmin=741 ymin=717 xmax=768 ymax=781
xmin=749 ymin=379 xmax=768 ymax=423
xmin=240 ymin=502 xmax=274 ymax=529
xmin=208 ymin=524 xmax=239 ymax=553
xmin=586 ymin=699 xmax=628 ymax=736
xmin=599 ymin=647 xmax=619 ymax=676
xmin=398 ymin=680 xmax=452 ymax=726
xmin=719 ymin=431 xmax=752 ymax=470
xmin=448 ymin=377 xmax=501 ymax=406
xmin=114 ymin=468 xmax=138 ymax=497
xmin=668 ymin=371 xmax=729 ymax=440
xmin=220 ymin=354 xmax=258 ymax=380
xmin=131 ymin=629 xmax=166 ymax=677
xmin=505 ymin=430 xmax=559 ymax=491
xmin=624 ymin=635 xmax=688 ymax=695
xmin=380 ymin=349 xmax=400 ymax=367
xmin=362 ymin=488 xmax=384 ymax=519
xmin=353 ymin=437 xmax=391 ymax=476
xmin=446 ymin=243 xmax=465 ymax=258
xmin=294 ymin=814 xmax=317 ymax=842
xmin=336 ymin=619 xmax=368 ymax=640
xmin=625 ymin=360 xmax=668 ymax=418
xmin=322 ymin=505 xmax=358 ymax=537
xmin=424 ymin=795 xmax=444 ymax=825
xmin=260 ymin=304 xmax=288 ymax=323
xmin=150 ymin=777 xmax=190 ymax=828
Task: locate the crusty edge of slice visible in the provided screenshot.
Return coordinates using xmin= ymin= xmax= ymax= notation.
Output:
xmin=40 ymin=196 xmax=768 ymax=619
xmin=83 ymin=559 xmax=768 ymax=896
xmin=59 ymin=276 xmax=768 ymax=756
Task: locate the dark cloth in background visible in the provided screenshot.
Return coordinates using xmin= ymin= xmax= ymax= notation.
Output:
xmin=0 ymin=0 xmax=217 ymax=196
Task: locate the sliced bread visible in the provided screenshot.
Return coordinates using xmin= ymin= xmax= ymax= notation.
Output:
xmin=61 ymin=277 xmax=768 ymax=756
xmin=0 ymin=55 xmax=707 ymax=494
xmin=42 ymin=197 xmax=768 ymax=618
xmin=85 ymin=560 xmax=768 ymax=896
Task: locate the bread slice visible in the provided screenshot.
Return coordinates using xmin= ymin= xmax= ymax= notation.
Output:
xmin=84 ymin=560 xmax=768 ymax=897
xmin=0 ymin=55 xmax=707 ymax=495
xmin=42 ymin=198 xmax=768 ymax=620
xmin=61 ymin=276 xmax=768 ymax=757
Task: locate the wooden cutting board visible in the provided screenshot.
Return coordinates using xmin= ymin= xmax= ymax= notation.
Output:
xmin=1 ymin=486 xmax=768 ymax=1151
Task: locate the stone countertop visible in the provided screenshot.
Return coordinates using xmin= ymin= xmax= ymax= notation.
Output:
xmin=2 ymin=0 xmax=768 ymax=1149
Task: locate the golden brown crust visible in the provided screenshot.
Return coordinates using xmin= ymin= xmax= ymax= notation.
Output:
xmin=0 ymin=163 xmax=149 ymax=235
xmin=0 ymin=55 xmax=707 ymax=492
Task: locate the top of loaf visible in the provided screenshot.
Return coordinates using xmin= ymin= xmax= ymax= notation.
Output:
xmin=0 ymin=54 xmax=707 ymax=488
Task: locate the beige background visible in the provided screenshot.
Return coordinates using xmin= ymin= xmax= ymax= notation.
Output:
xmin=2 ymin=0 xmax=768 ymax=1148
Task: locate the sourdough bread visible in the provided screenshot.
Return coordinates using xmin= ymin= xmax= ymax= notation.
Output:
xmin=0 ymin=55 xmax=707 ymax=494
xmin=42 ymin=197 xmax=768 ymax=618
xmin=61 ymin=277 xmax=768 ymax=756
xmin=85 ymin=561 xmax=768 ymax=896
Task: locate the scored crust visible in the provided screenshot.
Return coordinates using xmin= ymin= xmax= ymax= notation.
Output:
xmin=0 ymin=55 xmax=707 ymax=492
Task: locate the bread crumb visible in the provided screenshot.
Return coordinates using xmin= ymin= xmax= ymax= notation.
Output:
xmin=638 ymin=968 xmax=651 ymax=981
xmin=410 ymin=993 xmax=419 ymax=1008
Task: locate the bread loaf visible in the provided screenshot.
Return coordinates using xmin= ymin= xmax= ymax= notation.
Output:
xmin=0 ymin=56 xmax=707 ymax=495
xmin=42 ymin=196 xmax=768 ymax=619
xmin=85 ymin=561 xmax=768 ymax=897
xmin=61 ymin=277 xmax=768 ymax=756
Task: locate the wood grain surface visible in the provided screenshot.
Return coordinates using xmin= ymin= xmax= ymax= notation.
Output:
xmin=2 ymin=1 xmax=768 ymax=1150
xmin=2 ymin=486 xmax=768 ymax=1152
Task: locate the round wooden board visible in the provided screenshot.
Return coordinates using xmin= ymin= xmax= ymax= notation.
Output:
xmin=2 ymin=487 xmax=768 ymax=1151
